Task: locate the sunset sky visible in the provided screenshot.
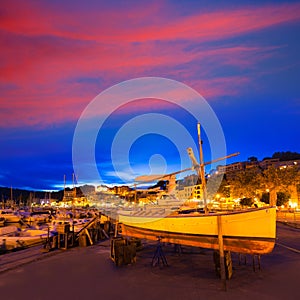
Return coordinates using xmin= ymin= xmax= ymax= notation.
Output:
xmin=1 ymin=0 xmax=300 ymax=191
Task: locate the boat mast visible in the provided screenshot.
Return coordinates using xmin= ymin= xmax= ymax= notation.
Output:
xmin=10 ymin=185 xmax=15 ymax=208
xmin=72 ymin=173 xmax=76 ymax=214
xmin=197 ymin=123 xmax=207 ymax=206
xmin=63 ymin=174 xmax=66 ymax=200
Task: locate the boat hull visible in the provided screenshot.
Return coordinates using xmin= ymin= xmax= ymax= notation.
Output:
xmin=118 ymin=207 xmax=276 ymax=255
xmin=2 ymin=215 xmax=22 ymax=223
xmin=2 ymin=235 xmax=49 ymax=251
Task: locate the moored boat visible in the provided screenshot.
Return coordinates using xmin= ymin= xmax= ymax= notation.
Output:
xmin=0 ymin=226 xmax=51 ymax=251
xmin=118 ymin=123 xmax=276 ymax=255
xmin=21 ymin=211 xmax=51 ymax=224
xmin=118 ymin=206 xmax=276 ymax=255
xmin=0 ymin=208 xmax=23 ymax=223
xmin=0 ymin=217 xmax=5 ymax=226
xmin=50 ymin=217 xmax=93 ymax=233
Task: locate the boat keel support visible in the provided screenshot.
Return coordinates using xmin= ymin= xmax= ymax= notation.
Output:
xmin=151 ymin=236 xmax=168 ymax=268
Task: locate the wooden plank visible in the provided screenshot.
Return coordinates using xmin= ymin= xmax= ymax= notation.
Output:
xmin=85 ymin=229 xmax=93 ymax=245
xmin=217 ymin=215 xmax=226 ymax=291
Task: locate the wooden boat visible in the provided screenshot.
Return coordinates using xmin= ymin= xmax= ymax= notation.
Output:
xmin=0 ymin=208 xmax=23 ymax=223
xmin=21 ymin=211 xmax=51 ymax=224
xmin=50 ymin=217 xmax=93 ymax=233
xmin=0 ymin=226 xmax=51 ymax=251
xmin=118 ymin=123 xmax=276 ymax=255
xmin=118 ymin=206 xmax=276 ymax=255
xmin=0 ymin=217 xmax=5 ymax=227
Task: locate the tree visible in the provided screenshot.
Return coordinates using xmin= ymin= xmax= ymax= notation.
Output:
xmin=262 ymin=191 xmax=290 ymax=206
xmin=206 ymin=174 xmax=230 ymax=199
xmin=261 ymin=192 xmax=270 ymax=204
xmin=248 ymin=156 xmax=258 ymax=162
xmin=239 ymin=197 xmax=253 ymax=207
xmin=229 ymin=167 xmax=260 ymax=199
xmin=276 ymin=191 xmax=290 ymax=207
xmin=272 ymin=151 xmax=300 ymax=161
xmin=258 ymin=166 xmax=300 ymax=206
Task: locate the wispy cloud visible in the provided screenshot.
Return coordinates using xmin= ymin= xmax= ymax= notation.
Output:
xmin=0 ymin=1 xmax=299 ymax=127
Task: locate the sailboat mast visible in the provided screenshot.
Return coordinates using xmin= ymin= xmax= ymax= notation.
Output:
xmin=197 ymin=123 xmax=207 ymax=206
xmin=72 ymin=173 xmax=75 ymax=210
xmin=10 ymin=185 xmax=15 ymax=208
xmin=63 ymin=174 xmax=66 ymax=200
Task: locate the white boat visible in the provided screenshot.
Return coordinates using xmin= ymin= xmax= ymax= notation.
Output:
xmin=0 ymin=217 xmax=5 ymax=226
xmin=50 ymin=217 xmax=93 ymax=233
xmin=0 ymin=209 xmax=23 ymax=223
xmin=21 ymin=211 xmax=51 ymax=224
xmin=0 ymin=226 xmax=51 ymax=251
xmin=118 ymin=206 xmax=276 ymax=255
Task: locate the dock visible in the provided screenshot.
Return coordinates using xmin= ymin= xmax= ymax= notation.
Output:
xmin=0 ymin=222 xmax=300 ymax=299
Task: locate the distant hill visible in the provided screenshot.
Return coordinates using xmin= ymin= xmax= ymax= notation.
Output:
xmin=0 ymin=186 xmax=64 ymax=204
xmin=262 ymin=151 xmax=300 ymax=161
xmin=271 ymin=151 xmax=300 ymax=161
xmin=0 ymin=185 xmax=96 ymax=205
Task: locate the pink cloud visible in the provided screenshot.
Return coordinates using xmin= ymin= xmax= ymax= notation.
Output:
xmin=0 ymin=1 xmax=299 ymax=127
xmin=1 ymin=1 xmax=299 ymax=42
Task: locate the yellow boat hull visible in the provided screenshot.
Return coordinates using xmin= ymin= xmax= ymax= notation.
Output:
xmin=118 ymin=207 xmax=276 ymax=255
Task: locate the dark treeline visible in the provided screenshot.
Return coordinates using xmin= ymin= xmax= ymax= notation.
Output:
xmin=0 ymin=187 xmax=65 ymax=203
xmin=0 ymin=185 xmax=95 ymax=204
xmin=263 ymin=151 xmax=300 ymax=161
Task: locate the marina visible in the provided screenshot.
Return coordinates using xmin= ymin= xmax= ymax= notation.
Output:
xmin=0 ymin=208 xmax=112 ymax=253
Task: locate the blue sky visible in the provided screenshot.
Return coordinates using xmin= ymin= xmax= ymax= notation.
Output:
xmin=0 ymin=0 xmax=299 ymax=190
